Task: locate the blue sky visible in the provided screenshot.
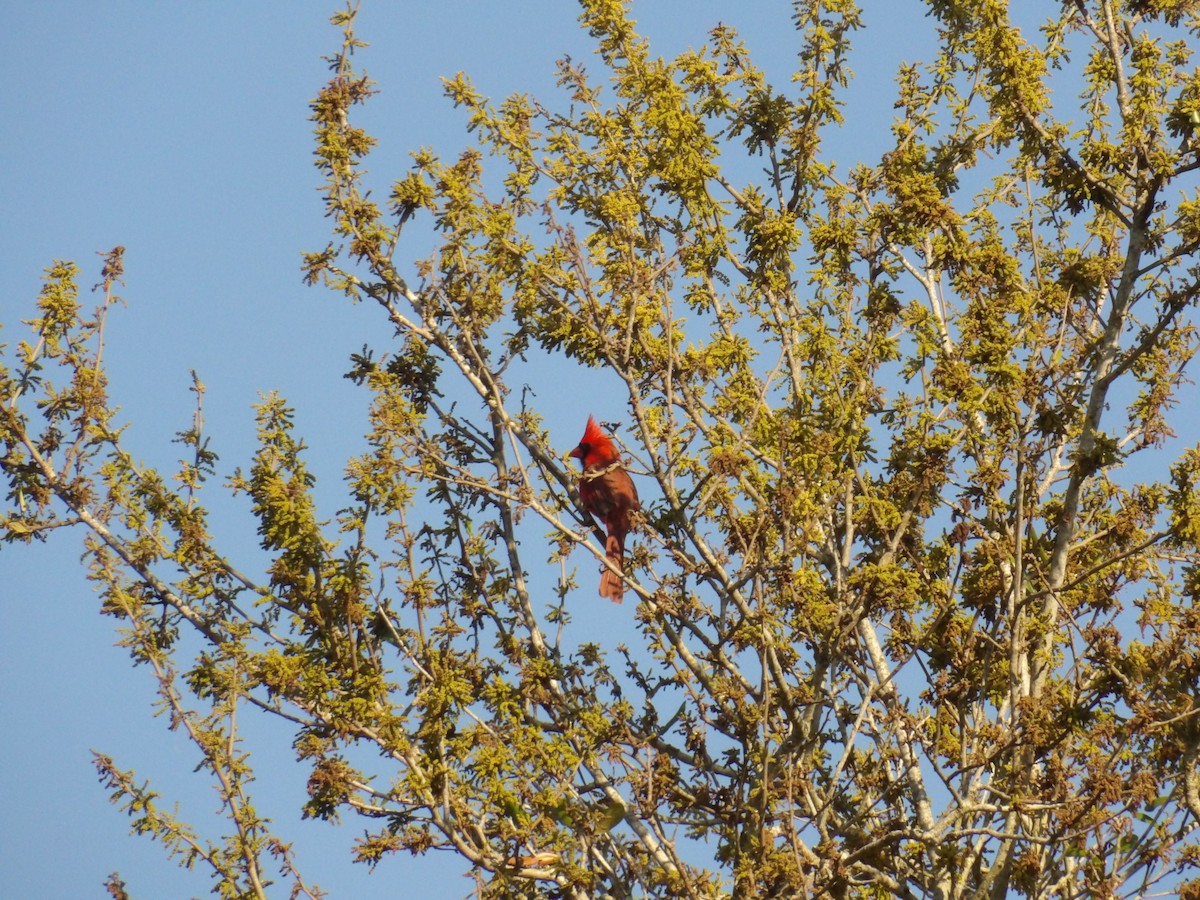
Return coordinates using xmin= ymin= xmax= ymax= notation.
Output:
xmin=0 ymin=2 xmax=1040 ymax=897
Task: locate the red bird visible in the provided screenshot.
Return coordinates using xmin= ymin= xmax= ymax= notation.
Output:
xmin=570 ymin=416 xmax=640 ymax=603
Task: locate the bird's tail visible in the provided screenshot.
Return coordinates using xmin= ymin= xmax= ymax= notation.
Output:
xmin=599 ymin=530 xmax=625 ymax=603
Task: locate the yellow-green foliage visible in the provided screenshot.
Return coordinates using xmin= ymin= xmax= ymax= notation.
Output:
xmin=6 ymin=1 xmax=1200 ymax=897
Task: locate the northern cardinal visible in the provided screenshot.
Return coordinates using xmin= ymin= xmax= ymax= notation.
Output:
xmin=570 ymin=416 xmax=640 ymax=603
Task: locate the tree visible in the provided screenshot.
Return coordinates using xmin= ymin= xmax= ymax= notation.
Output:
xmin=6 ymin=0 xmax=1200 ymax=896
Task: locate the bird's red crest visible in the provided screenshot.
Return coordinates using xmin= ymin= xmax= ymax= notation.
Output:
xmin=570 ymin=415 xmax=618 ymax=466
xmin=580 ymin=415 xmax=605 ymax=446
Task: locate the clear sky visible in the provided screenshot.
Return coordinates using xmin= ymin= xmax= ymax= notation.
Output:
xmin=0 ymin=2 xmax=964 ymax=897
